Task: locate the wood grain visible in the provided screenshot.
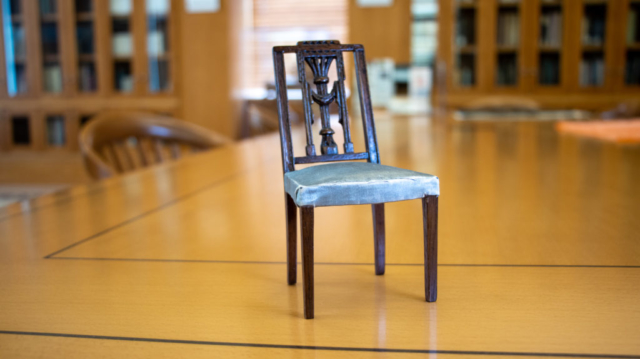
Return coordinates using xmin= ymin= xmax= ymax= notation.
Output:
xmin=0 ymin=115 xmax=639 ymax=357
xmin=300 ymin=205 xmax=315 ymax=319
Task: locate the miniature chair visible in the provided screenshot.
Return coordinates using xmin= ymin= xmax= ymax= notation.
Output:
xmin=273 ymin=41 xmax=439 ymax=319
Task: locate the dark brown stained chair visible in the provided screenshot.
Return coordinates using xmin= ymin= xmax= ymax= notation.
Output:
xmin=80 ymin=111 xmax=231 ymax=180
xmin=273 ymin=41 xmax=440 ymax=319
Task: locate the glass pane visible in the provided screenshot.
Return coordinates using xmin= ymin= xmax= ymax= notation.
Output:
xmin=43 ymin=63 xmax=62 ymax=92
xmin=39 ymin=0 xmax=57 ymax=15
xmin=110 ymin=0 xmax=132 ymax=15
xmin=539 ymin=52 xmax=560 ymax=85
xmin=2 ymin=0 xmax=28 ymax=96
xmin=497 ymin=7 xmax=520 ymax=47
xmin=76 ymin=21 xmax=94 ymax=54
xmin=147 ymin=0 xmax=170 ymax=92
xmin=75 ymin=0 xmax=91 ymax=12
xmin=11 ymin=116 xmax=30 ymax=145
xmin=114 ymin=61 xmax=132 ymax=91
xmin=79 ymin=61 xmax=96 ymax=91
xmin=46 ymin=115 xmax=65 ymax=146
xmin=497 ymin=53 xmax=517 ymax=86
xmin=457 ymin=53 xmax=475 ymax=86
xmin=40 ymin=0 xmax=62 ymax=93
xmin=76 ymin=0 xmax=97 ymax=92
xmin=625 ymin=51 xmax=640 ymax=86
xmin=111 ymin=0 xmax=133 ymax=92
xmin=583 ymin=4 xmax=606 ymax=46
xmin=540 ymin=4 xmax=562 ymax=47
xmin=580 ymin=52 xmax=604 ymax=87
xmin=629 ymin=3 xmax=640 ymax=45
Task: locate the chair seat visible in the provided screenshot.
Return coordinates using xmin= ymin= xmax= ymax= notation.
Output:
xmin=284 ymin=162 xmax=439 ymax=207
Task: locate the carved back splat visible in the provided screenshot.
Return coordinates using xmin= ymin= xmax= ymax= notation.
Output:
xmin=273 ymin=41 xmax=380 ymax=174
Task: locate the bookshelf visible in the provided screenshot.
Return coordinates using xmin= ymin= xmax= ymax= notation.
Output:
xmin=0 ymin=0 xmax=181 ymax=153
xmin=437 ymin=0 xmax=640 ymax=111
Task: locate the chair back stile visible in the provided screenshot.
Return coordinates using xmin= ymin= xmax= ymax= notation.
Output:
xmin=272 ymin=41 xmax=381 ymax=175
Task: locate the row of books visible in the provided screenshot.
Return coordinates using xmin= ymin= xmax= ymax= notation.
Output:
xmin=46 ymin=116 xmax=66 ymax=147
xmin=582 ymin=12 xmax=606 ymax=46
xmin=43 ymin=64 xmax=63 ymax=93
xmin=79 ymin=62 xmax=97 ymax=92
xmin=455 ymin=10 xmax=476 ymax=46
xmin=540 ymin=9 xmax=562 ymax=47
xmin=580 ymin=55 xmax=604 ymax=87
xmin=149 ymin=59 xmax=170 ymax=92
xmin=497 ymin=10 xmax=520 ymax=47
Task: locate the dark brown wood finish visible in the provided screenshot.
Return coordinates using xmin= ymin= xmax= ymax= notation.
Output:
xmin=423 ymin=195 xmax=439 ymax=302
xmin=300 ymin=206 xmax=315 ymax=319
xmin=372 ymin=203 xmax=386 ymax=275
xmin=272 ymin=40 xmax=380 ymax=172
xmin=273 ymin=41 xmax=438 ymax=318
xmin=285 ymin=193 xmax=297 ymax=285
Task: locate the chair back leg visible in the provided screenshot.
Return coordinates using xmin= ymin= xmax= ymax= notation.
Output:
xmin=372 ymin=203 xmax=386 ymax=275
xmin=285 ymin=193 xmax=297 ymax=285
xmin=300 ymin=206 xmax=315 ymax=319
xmin=422 ymin=196 xmax=438 ymax=302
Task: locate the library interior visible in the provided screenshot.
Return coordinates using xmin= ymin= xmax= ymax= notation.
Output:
xmin=1 ymin=0 xmax=639 ymax=358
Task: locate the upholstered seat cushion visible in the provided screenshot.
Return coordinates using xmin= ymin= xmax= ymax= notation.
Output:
xmin=284 ymin=162 xmax=439 ymax=207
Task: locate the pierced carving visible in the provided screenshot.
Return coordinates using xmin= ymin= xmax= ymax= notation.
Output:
xmin=296 ymin=41 xmax=354 ymax=156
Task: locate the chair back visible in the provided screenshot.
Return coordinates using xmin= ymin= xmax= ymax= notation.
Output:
xmin=80 ymin=111 xmax=231 ymax=179
xmin=272 ymin=41 xmax=380 ymax=174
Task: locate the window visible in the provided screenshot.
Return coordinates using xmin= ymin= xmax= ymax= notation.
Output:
xmin=243 ymin=0 xmax=347 ymax=96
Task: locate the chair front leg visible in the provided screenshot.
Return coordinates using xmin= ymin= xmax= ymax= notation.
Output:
xmin=300 ymin=206 xmax=315 ymax=319
xmin=285 ymin=193 xmax=297 ymax=285
xmin=372 ymin=203 xmax=386 ymax=275
xmin=422 ymin=195 xmax=438 ymax=302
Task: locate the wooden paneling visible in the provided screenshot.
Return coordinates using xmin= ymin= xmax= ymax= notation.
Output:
xmin=178 ymin=0 xmax=236 ymax=138
xmin=348 ymin=0 xmax=412 ymax=64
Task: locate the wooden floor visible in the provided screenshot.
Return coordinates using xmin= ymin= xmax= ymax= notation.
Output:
xmin=1 ymin=113 xmax=639 ymax=358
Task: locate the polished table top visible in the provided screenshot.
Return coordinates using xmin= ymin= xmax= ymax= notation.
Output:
xmin=1 ymin=113 xmax=640 ymax=358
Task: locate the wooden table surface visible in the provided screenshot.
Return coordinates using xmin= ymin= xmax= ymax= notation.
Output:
xmin=1 ymin=113 xmax=640 ymax=358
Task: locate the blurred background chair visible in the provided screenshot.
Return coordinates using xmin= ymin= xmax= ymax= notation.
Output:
xmin=79 ymin=112 xmax=231 ymax=180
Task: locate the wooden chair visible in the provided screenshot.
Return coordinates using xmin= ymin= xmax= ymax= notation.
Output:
xmin=273 ymin=41 xmax=440 ymax=319
xmin=79 ymin=111 xmax=231 ymax=179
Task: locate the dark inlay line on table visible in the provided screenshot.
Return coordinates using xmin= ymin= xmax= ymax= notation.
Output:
xmin=0 ymin=331 xmax=638 ymax=358
xmin=46 ymin=257 xmax=640 ymax=268
xmin=43 ymin=169 xmax=253 ymax=259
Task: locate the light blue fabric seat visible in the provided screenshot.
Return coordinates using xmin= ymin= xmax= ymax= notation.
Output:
xmin=284 ymin=162 xmax=439 ymax=207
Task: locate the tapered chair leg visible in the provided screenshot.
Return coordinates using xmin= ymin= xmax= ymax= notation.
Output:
xmin=422 ymin=196 xmax=438 ymax=302
xmin=372 ymin=203 xmax=386 ymax=275
xmin=300 ymin=206 xmax=315 ymax=319
xmin=285 ymin=193 xmax=297 ymax=285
